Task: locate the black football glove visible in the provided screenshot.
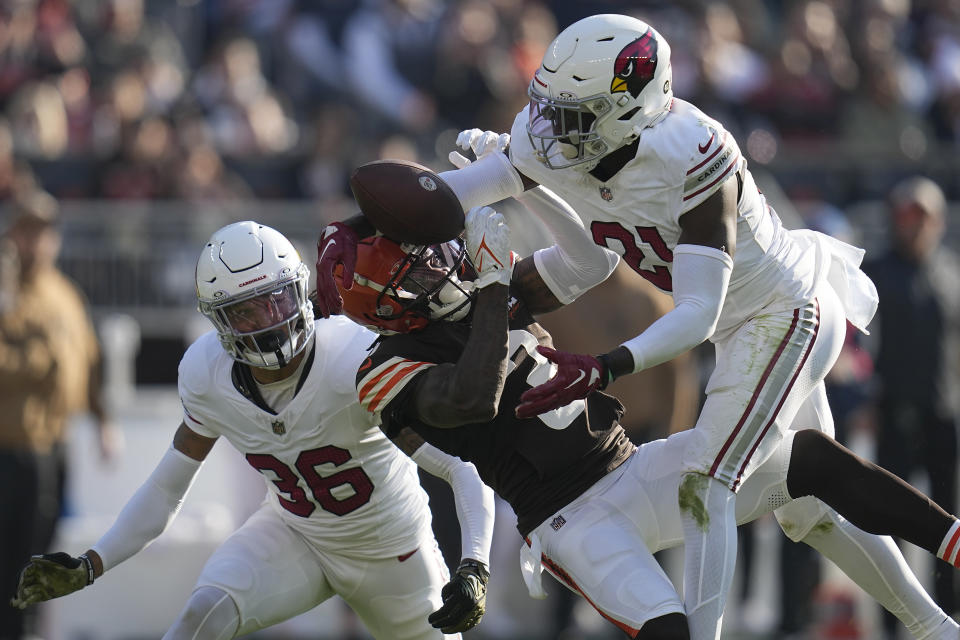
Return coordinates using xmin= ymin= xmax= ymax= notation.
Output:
xmin=428 ymin=559 xmax=489 ymax=633
xmin=11 ymin=552 xmax=95 ymax=608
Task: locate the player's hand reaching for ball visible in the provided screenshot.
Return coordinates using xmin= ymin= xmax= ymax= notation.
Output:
xmin=428 ymin=559 xmax=489 ymax=633
xmin=11 ymin=552 xmax=96 ymax=608
xmin=449 ymin=129 xmax=511 ymax=169
xmin=515 ymin=347 xmax=612 ymax=419
xmin=315 ymin=221 xmax=360 ymax=318
xmin=464 ymin=207 xmax=515 ymax=289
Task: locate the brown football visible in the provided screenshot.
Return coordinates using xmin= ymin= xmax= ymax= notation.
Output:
xmin=349 ymin=159 xmax=465 ymax=245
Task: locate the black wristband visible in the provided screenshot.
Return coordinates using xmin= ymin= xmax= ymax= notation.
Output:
xmin=79 ymin=554 xmax=95 ymax=585
xmin=457 ymin=558 xmax=490 ymax=582
xmin=595 ymin=353 xmax=615 ymax=390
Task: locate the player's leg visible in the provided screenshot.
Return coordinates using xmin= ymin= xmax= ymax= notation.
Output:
xmin=166 ymin=504 xmax=335 ymax=639
xmin=800 ymin=509 xmax=958 ymax=640
xmin=788 ymin=428 xmax=958 ymax=556
xmin=735 ymin=423 xmax=960 ymax=638
xmin=530 ymin=455 xmax=687 ymax=639
xmin=769 ymin=384 xmax=959 ymax=639
xmin=677 ymin=470 xmax=735 ymax=640
xmin=679 ymin=291 xmax=842 ymax=639
xmin=164 ymin=587 xmax=240 ymax=640
xmin=335 ymin=534 xmax=455 ymax=640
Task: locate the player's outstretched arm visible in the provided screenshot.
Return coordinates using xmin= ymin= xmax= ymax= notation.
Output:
xmin=511 ymin=185 xmax=620 ymax=315
xmin=390 ymin=427 xmax=495 ymax=633
xmin=12 ymin=423 xmax=214 ymax=608
xmin=438 ymin=129 xmax=537 ymax=215
xmin=516 ymin=179 xmax=740 ymax=417
xmin=314 ymin=213 xmax=377 ymax=318
xmin=412 ymin=207 xmax=515 ymax=428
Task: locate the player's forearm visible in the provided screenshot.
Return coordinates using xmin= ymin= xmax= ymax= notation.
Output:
xmin=417 ymin=284 xmax=509 ymax=427
xmin=617 ymin=245 xmax=731 ymax=373
xmin=411 ymin=444 xmax=494 ymax=566
xmin=510 ymin=258 xmax=565 ymax=314
xmin=91 ymin=446 xmax=201 ymax=572
xmin=517 ymin=186 xmax=618 ymax=311
xmin=447 ymin=284 xmax=509 ymax=420
xmin=438 ymin=152 xmax=525 ymax=212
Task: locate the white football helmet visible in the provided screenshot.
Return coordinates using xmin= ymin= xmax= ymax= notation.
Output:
xmin=527 ymin=14 xmax=673 ymax=170
xmin=196 ymin=221 xmax=314 ymax=369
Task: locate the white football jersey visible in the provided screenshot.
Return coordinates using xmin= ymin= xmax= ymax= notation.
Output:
xmin=510 ymin=98 xmax=823 ymax=339
xmin=178 ymin=316 xmax=432 ymax=560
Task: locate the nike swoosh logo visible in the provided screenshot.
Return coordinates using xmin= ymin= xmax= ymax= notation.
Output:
xmin=698 ymin=133 xmax=715 ymax=154
xmin=564 ymin=369 xmax=586 ymax=390
xmin=319 ymin=237 xmax=337 ymax=261
xmin=358 ymin=357 xmax=373 ymax=373
xmin=397 ymin=548 xmax=419 ymax=562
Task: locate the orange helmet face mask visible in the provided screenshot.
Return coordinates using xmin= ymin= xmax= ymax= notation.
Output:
xmin=335 ymin=236 xmax=474 ymax=335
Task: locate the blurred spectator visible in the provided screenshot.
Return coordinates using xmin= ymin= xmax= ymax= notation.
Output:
xmin=85 ymin=0 xmax=186 ymax=79
xmin=192 ymin=35 xmax=298 ymax=157
xmin=3 ymin=0 xmax=960 ymax=202
xmin=7 ymin=80 xmax=68 ymax=159
xmin=174 ymin=143 xmax=252 ymax=202
xmin=863 ymin=176 xmax=960 ymax=637
xmin=0 ymin=191 xmax=120 ymax=640
xmin=698 ymin=3 xmax=769 ymax=108
xmin=752 ymin=0 xmax=858 ymax=141
xmin=99 ymin=115 xmax=176 ymax=198
xmin=341 ymin=0 xmax=443 ymax=134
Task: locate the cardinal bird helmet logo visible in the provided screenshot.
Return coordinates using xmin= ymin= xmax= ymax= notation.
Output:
xmin=610 ymin=30 xmax=658 ymax=99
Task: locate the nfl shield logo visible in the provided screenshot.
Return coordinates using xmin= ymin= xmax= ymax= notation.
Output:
xmin=271 ymin=419 xmax=286 ymax=435
xmin=599 ymin=186 xmax=613 ymax=201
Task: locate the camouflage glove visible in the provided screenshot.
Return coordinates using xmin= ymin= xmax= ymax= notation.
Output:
xmin=428 ymin=559 xmax=490 ymax=633
xmin=10 ymin=552 xmax=95 ymax=608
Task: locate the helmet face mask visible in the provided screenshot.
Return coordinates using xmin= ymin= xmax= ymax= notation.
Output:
xmin=526 ymin=14 xmax=673 ymax=170
xmin=527 ymin=92 xmax=610 ymax=168
xmin=338 ymin=237 xmax=475 ymax=335
xmin=196 ymin=221 xmax=315 ymax=369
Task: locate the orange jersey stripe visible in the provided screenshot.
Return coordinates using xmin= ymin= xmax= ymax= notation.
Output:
xmin=368 ymin=361 xmax=431 ymax=413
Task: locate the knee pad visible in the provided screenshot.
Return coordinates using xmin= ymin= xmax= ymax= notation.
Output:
xmin=164 ymin=586 xmax=240 ymax=640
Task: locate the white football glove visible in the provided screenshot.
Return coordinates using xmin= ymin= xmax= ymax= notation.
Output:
xmin=449 ymin=129 xmax=511 ymax=169
xmin=464 ymin=206 xmax=515 ymax=289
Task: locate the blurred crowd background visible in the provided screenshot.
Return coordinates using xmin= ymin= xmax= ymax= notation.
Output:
xmin=4 ymin=0 xmax=960 ymax=205
xmin=3 ymin=0 xmax=960 ymax=639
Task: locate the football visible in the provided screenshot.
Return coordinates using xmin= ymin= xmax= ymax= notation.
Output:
xmin=349 ymin=159 xmax=465 ymax=245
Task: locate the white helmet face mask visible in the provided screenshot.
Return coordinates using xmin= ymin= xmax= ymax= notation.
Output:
xmin=196 ymin=221 xmax=315 ymax=370
xmin=527 ymin=14 xmax=673 ymax=170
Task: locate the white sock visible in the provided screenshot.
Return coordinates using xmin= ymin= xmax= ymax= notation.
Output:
xmin=802 ymin=508 xmax=958 ymax=640
xmin=679 ymin=473 xmax=737 ymax=640
xmin=936 ymin=519 xmax=960 ymax=568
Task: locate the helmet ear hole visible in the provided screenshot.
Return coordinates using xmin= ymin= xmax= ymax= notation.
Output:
xmin=618 ymin=107 xmax=641 ymax=121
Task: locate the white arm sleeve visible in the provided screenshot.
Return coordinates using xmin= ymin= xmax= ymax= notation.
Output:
xmin=411 ymin=443 xmax=494 ymax=567
xmin=91 ymin=446 xmax=202 ymax=572
xmin=621 ymin=244 xmax=733 ymax=372
xmin=438 ymin=151 xmax=524 ymax=212
xmin=520 ymin=186 xmax=620 ymax=304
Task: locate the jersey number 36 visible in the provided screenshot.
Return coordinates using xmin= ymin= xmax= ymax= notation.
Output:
xmin=246 ymin=446 xmax=375 ymax=517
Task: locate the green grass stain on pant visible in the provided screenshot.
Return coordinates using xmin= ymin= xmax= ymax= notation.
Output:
xmin=679 ymin=473 xmax=711 ymax=532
